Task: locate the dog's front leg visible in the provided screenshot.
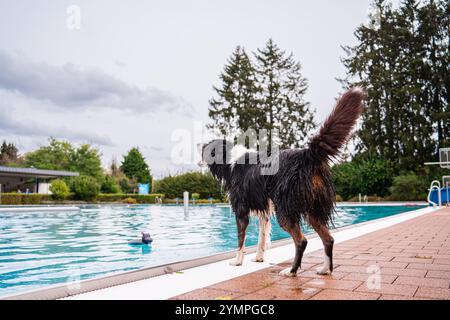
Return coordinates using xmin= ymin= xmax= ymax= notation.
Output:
xmin=230 ymin=214 xmax=249 ymax=266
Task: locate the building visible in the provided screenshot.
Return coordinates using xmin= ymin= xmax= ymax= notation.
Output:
xmin=0 ymin=166 xmax=79 ymax=194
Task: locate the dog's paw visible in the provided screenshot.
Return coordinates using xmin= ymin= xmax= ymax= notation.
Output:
xmin=316 ymin=266 xmax=331 ymax=275
xmin=279 ymin=267 xmax=297 ymax=277
xmin=229 ymin=259 xmax=243 ymax=266
xmin=251 ymin=257 xmax=264 ymax=263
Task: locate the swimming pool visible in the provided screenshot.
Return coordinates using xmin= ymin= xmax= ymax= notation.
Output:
xmin=0 ymin=204 xmax=423 ymax=297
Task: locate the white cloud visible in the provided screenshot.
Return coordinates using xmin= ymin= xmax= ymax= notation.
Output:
xmin=0 ymin=90 xmax=114 ymax=146
xmin=0 ymin=50 xmax=194 ymax=115
xmin=0 ymin=50 xmax=200 ymax=175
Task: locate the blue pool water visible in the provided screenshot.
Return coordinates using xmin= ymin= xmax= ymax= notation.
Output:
xmin=0 ymin=204 xmax=423 ymax=297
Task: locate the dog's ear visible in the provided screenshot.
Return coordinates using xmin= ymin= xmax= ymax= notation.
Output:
xmin=202 ymin=139 xmax=234 ymax=165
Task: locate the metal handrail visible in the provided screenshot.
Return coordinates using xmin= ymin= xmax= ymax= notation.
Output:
xmin=446 ymin=181 xmax=450 ymax=207
xmin=427 ymin=180 xmax=441 ymax=207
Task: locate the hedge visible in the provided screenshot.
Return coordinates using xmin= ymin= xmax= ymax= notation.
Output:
xmin=163 ymin=198 xmax=223 ymax=204
xmin=387 ymin=173 xmax=427 ymax=201
xmin=0 ymin=193 xmax=51 ymax=205
xmin=0 ymin=193 xmax=164 ymax=205
xmin=154 ymin=172 xmax=223 ymax=199
xmin=347 ymin=195 xmax=384 ymax=202
xmin=95 ymin=194 xmax=165 ymax=204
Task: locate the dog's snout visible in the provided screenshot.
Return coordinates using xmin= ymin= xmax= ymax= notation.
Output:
xmin=198 ymin=160 xmax=207 ymax=167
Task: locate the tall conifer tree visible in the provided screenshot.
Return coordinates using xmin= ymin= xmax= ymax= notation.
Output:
xmin=208 ymin=40 xmax=315 ymax=149
xmin=208 ymin=46 xmax=262 ymax=138
xmin=341 ymin=0 xmax=448 ymax=172
xmin=254 ymin=39 xmax=315 ymax=148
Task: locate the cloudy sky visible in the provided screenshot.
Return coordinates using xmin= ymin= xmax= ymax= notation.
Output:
xmin=0 ymin=0 xmax=375 ymax=177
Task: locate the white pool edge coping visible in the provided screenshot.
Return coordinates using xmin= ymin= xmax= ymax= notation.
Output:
xmin=61 ymin=205 xmax=436 ymax=300
xmin=0 ymin=206 xmax=80 ymax=212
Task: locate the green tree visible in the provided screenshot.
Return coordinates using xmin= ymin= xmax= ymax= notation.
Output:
xmin=119 ymin=177 xmax=133 ymax=194
xmin=208 ymin=46 xmax=262 ymax=138
xmin=389 ymin=173 xmax=427 ymax=201
xmin=70 ymin=176 xmax=100 ymax=201
xmin=120 ymin=147 xmax=151 ymax=184
xmin=25 ymin=138 xmax=73 ymax=170
xmin=69 ymin=144 xmax=103 ymax=179
xmin=332 ymin=155 xmax=393 ymax=200
xmin=191 ymin=193 xmax=200 ymax=200
xmin=49 ymin=179 xmax=70 ymax=200
xmin=331 ymin=162 xmax=362 ymax=201
xmin=0 ymin=140 xmax=20 ymax=165
xmin=254 ymin=39 xmax=315 ymax=148
xmin=100 ymin=175 xmax=121 ymax=194
xmin=208 ymin=40 xmax=316 ymax=149
xmin=357 ymin=155 xmax=394 ymax=197
xmin=341 ymin=0 xmax=449 ymax=173
xmin=110 ymin=156 xmax=119 ymax=177
xmin=25 ymin=138 xmax=103 ymax=179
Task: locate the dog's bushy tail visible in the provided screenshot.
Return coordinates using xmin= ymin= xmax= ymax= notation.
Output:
xmin=308 ymin=87 xmax=365 ymax=162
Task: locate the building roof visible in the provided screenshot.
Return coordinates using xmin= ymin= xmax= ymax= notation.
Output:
xmin=0 ymin=166 xmax=79 ymax=178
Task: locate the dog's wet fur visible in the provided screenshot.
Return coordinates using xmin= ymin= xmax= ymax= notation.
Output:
xmin=202 ymin=88 xmax=364 ymax=276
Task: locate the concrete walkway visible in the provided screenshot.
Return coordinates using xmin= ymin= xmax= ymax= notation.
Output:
xmin=170 ymin=207 xmax=450 ymax=300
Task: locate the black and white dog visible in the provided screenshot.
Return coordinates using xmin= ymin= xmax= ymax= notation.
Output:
xmin=200 ymin=88 xmax=364 ymax=276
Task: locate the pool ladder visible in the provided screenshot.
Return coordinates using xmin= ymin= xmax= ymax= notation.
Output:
xmin=428 ymin=180 xmax=441 ymax=207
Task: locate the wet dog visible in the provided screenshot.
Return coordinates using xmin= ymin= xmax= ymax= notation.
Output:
xmin=201 ymin=88 xmax=364 ymax=276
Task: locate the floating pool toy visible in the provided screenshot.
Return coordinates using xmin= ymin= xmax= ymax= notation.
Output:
xmin=129 ymin=231 xmax=153 ymax=245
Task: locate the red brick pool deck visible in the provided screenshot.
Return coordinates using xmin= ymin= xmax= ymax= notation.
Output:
xmin=170 ymin=207 xmax=450 ymax=300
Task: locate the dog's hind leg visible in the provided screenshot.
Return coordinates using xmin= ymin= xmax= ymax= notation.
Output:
xmin=279 ymin=221 xmax=308 ymax=277
xmin=308 ymin=215 xmax=334 ymax=275
xmin=229 ymin=214 xmax=249 ymax=266
xmin=252 ymin=216 xmax=271 ymax=262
